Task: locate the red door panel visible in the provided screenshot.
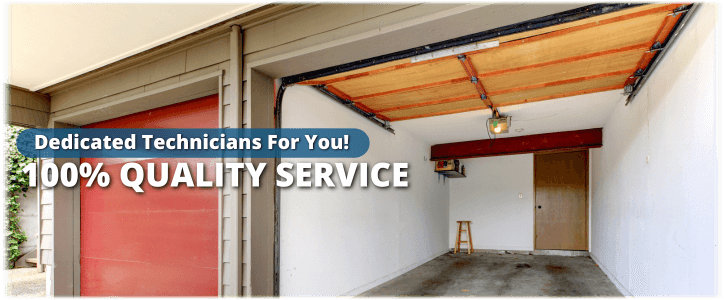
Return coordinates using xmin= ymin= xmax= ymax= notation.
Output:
xmin=80 ymin=95 xmax=218 ymax=296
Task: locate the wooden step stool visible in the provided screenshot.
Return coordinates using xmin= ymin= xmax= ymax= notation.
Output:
xmin=455 ymin=221 xmax=473 ymax=254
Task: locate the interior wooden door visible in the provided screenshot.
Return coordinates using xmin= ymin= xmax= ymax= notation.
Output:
xmin=534 ymin=150 xmax=588 ymax=250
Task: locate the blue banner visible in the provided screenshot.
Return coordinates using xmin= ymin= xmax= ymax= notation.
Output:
xmin=17 ymin=128 xmax=370 ymax=158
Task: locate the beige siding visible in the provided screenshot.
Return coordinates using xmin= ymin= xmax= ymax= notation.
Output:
xmin=243 ymin=4 xmax=462 ymax=62
xmin=220 ymin=26 xmax=245 ymax=296
xmin=8 ymin=106 xmax=50 ymax=128
xmin=220 ymin=70 xmax=240 ymax=293
xmin=9 ymin=87 xmax=50 ymax=111
xmin=244 ymin=5 xmax=417 ymax=54
xmin=187 ymin=37 xmax=230 ymax=71
xmin=38 ymin=160 xmax=53 ymax=270
xmin=8 ymin=86 xmax=50 ymax=128
xmin=50 ymin=34 xmax=231 ymax=113
xmin=52 ymin=60 xmax=230 ymax=120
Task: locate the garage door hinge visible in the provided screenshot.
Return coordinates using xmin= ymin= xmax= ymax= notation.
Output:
xmin=629 ymin=69 xmax=645 ymax=78
xmin=646 ymin=41 xmax=664 ymax=53
xmin=668 ymin=5 xmax=690 ymax=17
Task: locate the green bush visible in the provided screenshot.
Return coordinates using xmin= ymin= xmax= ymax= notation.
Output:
xmin=6 ymin=125 xmax=33 ymax=268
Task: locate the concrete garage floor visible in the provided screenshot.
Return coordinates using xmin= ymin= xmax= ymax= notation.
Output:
xmin=360 ymin=252 xmax=621 ymax=296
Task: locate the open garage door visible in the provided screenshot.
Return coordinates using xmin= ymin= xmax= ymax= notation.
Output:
xmin=286 ymin=4 xmax=690 ymax=123
xmin=79 ymin=95 xmax=218 ymax=296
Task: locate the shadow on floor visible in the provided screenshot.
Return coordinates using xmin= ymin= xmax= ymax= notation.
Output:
xmin=360 ymin=252 xmax=621 ymax=297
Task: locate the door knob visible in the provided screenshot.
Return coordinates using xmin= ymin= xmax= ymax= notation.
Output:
xmin=537 ymin=205 xmax=542 ymax=209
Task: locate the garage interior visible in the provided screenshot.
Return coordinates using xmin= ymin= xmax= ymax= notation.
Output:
xmin=8 ymin=2 xmax=716 ymax=297
xmin=276 ymin=2 xmax=715 ymax=296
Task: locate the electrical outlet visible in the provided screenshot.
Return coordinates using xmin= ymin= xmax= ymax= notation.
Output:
xmin=518 ymin=193 xmax=523 ymax=199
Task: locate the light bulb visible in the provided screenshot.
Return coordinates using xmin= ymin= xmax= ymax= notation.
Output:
xmin=494 ymin=126 xmax=502 ymax=133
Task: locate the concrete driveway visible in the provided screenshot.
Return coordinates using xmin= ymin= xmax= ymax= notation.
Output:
xmin=5 ymin=268 xmax=45 ymax=297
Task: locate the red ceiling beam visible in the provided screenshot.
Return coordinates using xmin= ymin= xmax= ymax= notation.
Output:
xmin=430 ymin=128 xmax=602 ymax=160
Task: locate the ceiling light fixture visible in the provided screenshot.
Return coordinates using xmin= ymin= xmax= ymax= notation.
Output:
xmin=488 ymin=116 xmax=511 ymax=134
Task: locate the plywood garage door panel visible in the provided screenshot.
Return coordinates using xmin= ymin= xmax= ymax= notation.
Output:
xmin=294 ymin=4 xmax=688 ymax=122
xmin=360 ymin=81 xmax=476 ymax=112
xmin=331 ymin=58 xmax=467 ymax=97
xmin=480 ymin=49 xmax=644 ymax=93
xmin=80 ymin=95 xmax=218 ymax=296
xmin=467 ymin=11 xmax=669 ymax=74
xmin=534 ymin=150 xmax=588 ymax=251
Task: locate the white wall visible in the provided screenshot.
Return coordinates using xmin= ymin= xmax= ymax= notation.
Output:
xmin=18 ymin=187 xmax=38 ymax=255
xmin=590 ymin=5 xmax=716 ymax=296
xmin=449 ymin=154 xmax=535 ymax=250
xmin=280 ymin=86 xmax=450 ymax=296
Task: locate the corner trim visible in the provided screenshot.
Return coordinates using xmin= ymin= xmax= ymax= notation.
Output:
xmin=590 ymin=252 xmax=633 ymax=296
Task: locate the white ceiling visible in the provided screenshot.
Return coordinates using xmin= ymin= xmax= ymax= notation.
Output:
xmin=396 ymin=90 xmax=625 ymax=145
xmin=9 ymin=3 xmax=264 ymax=91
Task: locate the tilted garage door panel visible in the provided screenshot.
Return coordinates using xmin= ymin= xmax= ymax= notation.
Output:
xmin=468 ymin=11 xmax=668 ymax=74
xmin=383 ymin=98 xmax=487 ymax=121
xmin=359 ymin=81 xmax=477 ymax=112
xmin=480 ymin=49 xmax=644 ymax=93
xmin=332 ymin=58 xmax=467 ymax=97
xmin=489 ymin=74 xmax=629 ymax=107
xmin=293 ymin=4 xmax=686 ymax=122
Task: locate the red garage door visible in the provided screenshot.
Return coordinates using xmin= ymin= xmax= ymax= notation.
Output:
xmin=80 ymin=95 xmax=218 ymax=296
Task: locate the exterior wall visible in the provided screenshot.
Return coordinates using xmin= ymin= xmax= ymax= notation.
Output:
xmin=243 ymin=4 xmax=443 ymax=59
xmin=38 ymin=160 xmax=53 ymax=271
xmin=7 ymin=86 xmax=50 ymax=128
xmin=17 ymin=187 xmax=38 ymax=258
xmin=219 ymin=25 xmax=245 ymax=296
xmin=243 ymin=4 xmax=583 ymax=78
xmin=40 ymin=30 xmax=245 ymax=296
xmin=590 ymin=5 xmax=716 ymax=296
xmin=243 ymin=69 xmax=275 ymax=295
xmin=449 ymin=154 xmax=535 ymax=251
xmin=50 ymin=34 xmax=231 ymax=115
xmin=278 ymin=85 xmax=450 ymax=296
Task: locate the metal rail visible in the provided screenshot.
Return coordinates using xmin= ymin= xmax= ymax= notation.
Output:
xmin=625 ymin=4 xmax=698 ymax=105
xmin=280 ymin=3 xmax=644 ymax=86
xmin=312 ymin=85 xmax=395 ymax=133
